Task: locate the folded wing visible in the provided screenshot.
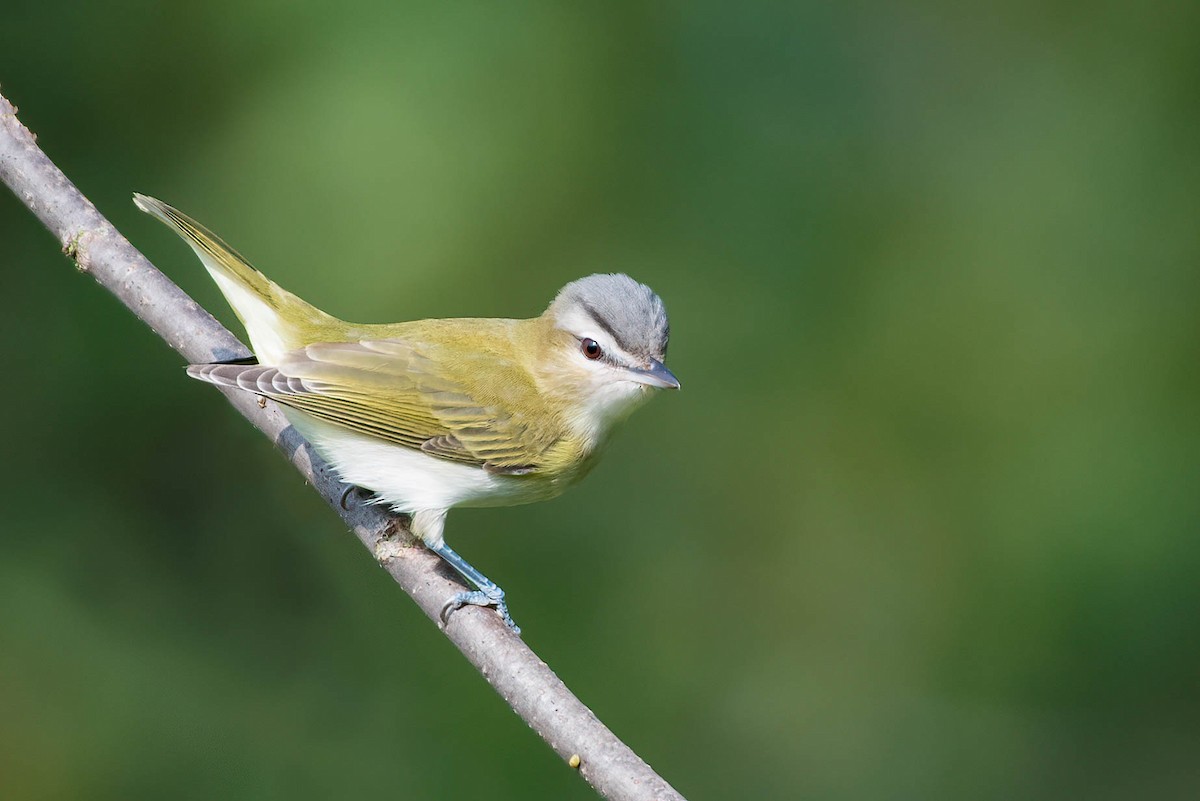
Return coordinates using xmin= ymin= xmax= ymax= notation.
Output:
xmin=188 ymin=339 xmax=555 ymax=474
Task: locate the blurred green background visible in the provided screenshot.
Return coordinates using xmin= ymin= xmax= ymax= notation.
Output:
xmin=3 ymin=2 xmax=1200 ymax=799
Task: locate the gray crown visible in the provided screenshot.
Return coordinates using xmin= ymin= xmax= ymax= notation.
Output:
xmin=550 ymin=273 xmax=670 ymax=360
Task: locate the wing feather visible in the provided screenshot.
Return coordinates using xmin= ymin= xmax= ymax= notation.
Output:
xmin=187 ymin=339 xmax=559 ymax=471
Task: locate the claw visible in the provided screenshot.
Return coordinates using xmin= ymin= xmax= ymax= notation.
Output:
xmin=441 ymin=587 xmax=520 ymax=634
xmin=340 ymin=484 xmax=385 ymax=512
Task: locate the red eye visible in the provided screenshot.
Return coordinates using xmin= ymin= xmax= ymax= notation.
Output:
xmin=581 ymin=338 xmax=603 ymax=360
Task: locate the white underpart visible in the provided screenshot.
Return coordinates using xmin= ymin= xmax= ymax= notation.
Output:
xmin=565 ymin=370 xmax=648 ymax=447
xmin=286 ymin=411 xmax=545 ymax=547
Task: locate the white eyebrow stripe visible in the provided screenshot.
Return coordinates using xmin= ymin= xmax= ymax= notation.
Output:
xmin=554 ymin=307 xmax=640 ymax=366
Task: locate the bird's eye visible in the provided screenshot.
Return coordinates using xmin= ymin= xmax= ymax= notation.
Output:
xmin=581 ymin=338 xmax=603 ymax=360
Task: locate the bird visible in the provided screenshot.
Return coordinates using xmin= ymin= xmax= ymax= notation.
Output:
xmin=134 ymin=194 xmax=679 ymax=633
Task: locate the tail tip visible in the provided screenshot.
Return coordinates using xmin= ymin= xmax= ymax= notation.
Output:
xmin=132 ymin=193 xmax=168 ymax=217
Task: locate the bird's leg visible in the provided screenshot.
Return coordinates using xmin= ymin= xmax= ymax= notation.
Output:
xmin=427 ymin=540 xmax=520 ymax=634
xmin=411 ymin=510 xmax=520 ymax=633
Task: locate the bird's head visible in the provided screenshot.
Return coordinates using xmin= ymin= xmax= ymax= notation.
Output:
xmin=538 ymin=273 xmax=679 ymax=438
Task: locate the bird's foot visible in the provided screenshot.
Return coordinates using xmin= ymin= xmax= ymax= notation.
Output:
xmin=427 ymin=539 xmax=521 ymax=634
xmin=441 ymin=586 xmax=520 ymax=634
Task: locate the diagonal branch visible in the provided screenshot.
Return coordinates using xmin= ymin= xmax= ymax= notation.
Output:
xmin=0 ymin=89 xmax=685 ymax=801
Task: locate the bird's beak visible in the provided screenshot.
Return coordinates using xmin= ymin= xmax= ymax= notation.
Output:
xmin=627 ymin=358 xmax=681 ymax=390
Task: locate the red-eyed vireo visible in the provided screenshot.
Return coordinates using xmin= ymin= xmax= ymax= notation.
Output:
xmin=134 ymin=194 xmax=678 ymax=632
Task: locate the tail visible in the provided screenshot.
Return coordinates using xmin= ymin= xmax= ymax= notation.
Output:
xmin=133 ymin=194 xmax=338 ymax=363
